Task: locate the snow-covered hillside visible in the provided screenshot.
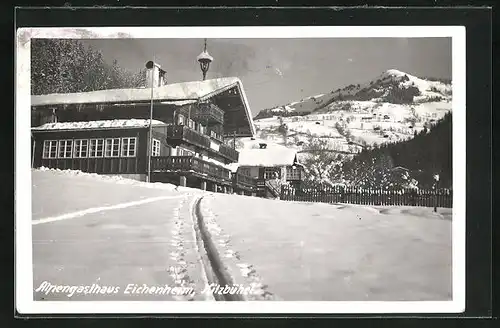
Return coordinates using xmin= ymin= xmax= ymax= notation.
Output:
xmin=256 ymin=69 xmax=451 ymax=117
xmin=30 ymin=168 xmax=452 ymax=303
xmin=247 ymin=69 xmax=452 ymax=159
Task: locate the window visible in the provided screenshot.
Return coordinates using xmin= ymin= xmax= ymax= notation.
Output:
xmin=121 ymin=137 xmax=137 ymax=157
xmin=239 ymin=168 xmax=251 ymax=176
xmin=105 ymin=138 xmax=120 ymax=157
xmin=74 ymin=139 xmax=89 ymax=158
xmin=198 ymin=124 xmax=207 ymax=134
xmin=178 ymin=114 xmax=185 ymax=125
xmin=42 ymin=140 xmax=58 ymax=159
xmin=264 ymin=168 xmax=279 ymax=180
xmin=177 ymin=147 xmax=195 ymax=157
xmin=58 ymin=140 xmax=73 ymax=158
xmin=151 ymin=138 xmax=160 ymax=157
xmin=287 ymin=166 xmax=301 ymax=180
xmin=89 ymin=139 xmax=104 ymax=157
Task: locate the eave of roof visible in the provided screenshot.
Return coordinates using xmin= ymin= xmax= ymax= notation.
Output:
xmin=31 ymin=119 xmax=167 ymax=132
xmin=236 ymin=148 xmax=299 ymax=167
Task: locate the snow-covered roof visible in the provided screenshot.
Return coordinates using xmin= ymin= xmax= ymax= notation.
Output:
xmin=159 ymin=100 xmax=197 ymax=106
xmin=31 ymin=119 xmax=167 ymax=131
xmin=31 ymin=77 xmax=256 ymax=137
xmin=202 ymin=157 xmax=234 ymax=172
xmin=391 ymin=166 xmax=410 ymax=171
xmin=226 ymin=163 xmax=240 ymax=173
xmin=237 ymin=147 xmax=299 ymax=167
xmin=197 ymin=50 xmax=214 ymax=62
xmin=32 ymin=77 xmax=240 ymax=106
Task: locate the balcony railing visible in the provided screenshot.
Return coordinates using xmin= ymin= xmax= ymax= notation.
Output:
xmin=167 ymin=125 xmax=211 ymax=149
xmin=166 ymin=125 xmax=239 ymax=163
xmin=219 ymin=143 xmax=239 ymax=162
xmin=151 ymin=156 xmax=232 ymax=182
xmin=265 ymin=180 xmax=281 ymax=197
xmin=193 ymin=102 xmax=224 ymax=124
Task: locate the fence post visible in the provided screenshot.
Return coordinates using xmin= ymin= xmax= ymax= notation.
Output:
xmin=433 ymin=186 xmax=437 ymax=212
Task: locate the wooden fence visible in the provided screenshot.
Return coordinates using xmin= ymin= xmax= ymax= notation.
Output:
xmin=280 ymin=185 xmax=452 ymax=208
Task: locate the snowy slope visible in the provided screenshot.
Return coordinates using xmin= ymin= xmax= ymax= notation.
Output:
xmin=255 ymin=69 xmax=451 ymax=118
xmin=201 ymin=193 xmax=452 ymax=301
xmin=249 ymin=69 xmax=452 ymax=157
xmin=29 ymin=168 xmax=452 ymax=303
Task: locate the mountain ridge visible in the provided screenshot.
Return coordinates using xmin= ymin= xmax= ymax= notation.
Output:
xmin=254 ymin=69 xmax=452 ymax=120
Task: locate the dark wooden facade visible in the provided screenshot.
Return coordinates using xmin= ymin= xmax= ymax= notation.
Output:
xmin=32 ymin=124 xmax=258 ymax=193
xmin=33 ymin=126 xmax=157 ymax=178
xmin=31 ymin=80 xmax=259 ymax=194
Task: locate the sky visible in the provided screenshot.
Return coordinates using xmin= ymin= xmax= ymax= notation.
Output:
xmin=83 ymin=38 xmax=452 ymax=116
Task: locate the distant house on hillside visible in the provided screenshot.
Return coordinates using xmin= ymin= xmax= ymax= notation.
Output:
xmin=391 ymin=166 xmax=409 ymax=173
xmin=229 ymin=143 xmax=305 ymax=198
xmin=30 ymin=60 xmax=257 ymax=195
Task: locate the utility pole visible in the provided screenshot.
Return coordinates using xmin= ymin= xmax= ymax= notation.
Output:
xmin=31 ymin=132 xmax=35 ymax=168
xmin=146 ymin=59 xmax=155 ymax=183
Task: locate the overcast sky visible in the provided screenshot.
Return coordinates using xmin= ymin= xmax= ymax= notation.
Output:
xmin=84 ymin=38 xmax=452 ymax=116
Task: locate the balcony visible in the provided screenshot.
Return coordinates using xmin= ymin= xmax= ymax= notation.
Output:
xmin=233 ymin=172 xmax=257 ymax=191
xmin=286 ymin=167 xmax=304 ymax=181
xmin=151 ymin=156 xmax=232 ymax=183
xmin=166 ymin=125 xmax=239 ymax=163
xmin=219 ymin=143 xmax=239 ymax=162
xmin=192 ymin=102 xmax=224 ymax=125
xmin=166 ymin=124 xmax=211 ymax=149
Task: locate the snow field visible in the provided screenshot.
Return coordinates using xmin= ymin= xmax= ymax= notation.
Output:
xmin=199 ymin=193 xmax=452 ymax=301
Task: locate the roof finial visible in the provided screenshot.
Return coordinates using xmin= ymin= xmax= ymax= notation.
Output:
xmin=204 ymin=38 xmax=207 ymax=52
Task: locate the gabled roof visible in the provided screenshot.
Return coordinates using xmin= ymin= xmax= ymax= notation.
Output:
xmin=31 ymin=119 xmax=166 ymax=132
xmin=31 ymin=77 xmax=256 ymax=136
xmin=237 ymin=147 xmax=299 ymax=167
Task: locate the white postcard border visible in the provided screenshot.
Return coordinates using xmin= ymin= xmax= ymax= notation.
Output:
xmin=15 ymin=25 xmax=466 ymax=314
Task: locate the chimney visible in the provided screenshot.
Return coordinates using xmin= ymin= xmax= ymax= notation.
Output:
xmin=145 ymin=61 xmax=167 ymax=88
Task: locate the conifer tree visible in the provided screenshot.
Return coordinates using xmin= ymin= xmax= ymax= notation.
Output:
xmin=31 ymin=39 xmax=146 ymax=95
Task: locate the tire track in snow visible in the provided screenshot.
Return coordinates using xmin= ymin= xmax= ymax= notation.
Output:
xmin=167 ymin=194 xmax=204 ymax=301
xmin=32 ymin=195 xmax=185 ymax=225
xmin=200 ymin=195 xmax=279 ymax=301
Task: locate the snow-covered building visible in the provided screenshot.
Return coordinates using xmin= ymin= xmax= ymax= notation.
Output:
xmin=31 ymin=62 xmax=258 ymax=194
xmin=229 ymin=144 xmax=305 ymax=198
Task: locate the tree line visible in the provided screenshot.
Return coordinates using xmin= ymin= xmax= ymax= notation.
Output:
xmin=31 ymin=39 xmax=146 ymax=95
xmin=300 ymin=111 xmax=452 ymax=190
xmin=332 ymin=111 xmax=452 ymax=189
